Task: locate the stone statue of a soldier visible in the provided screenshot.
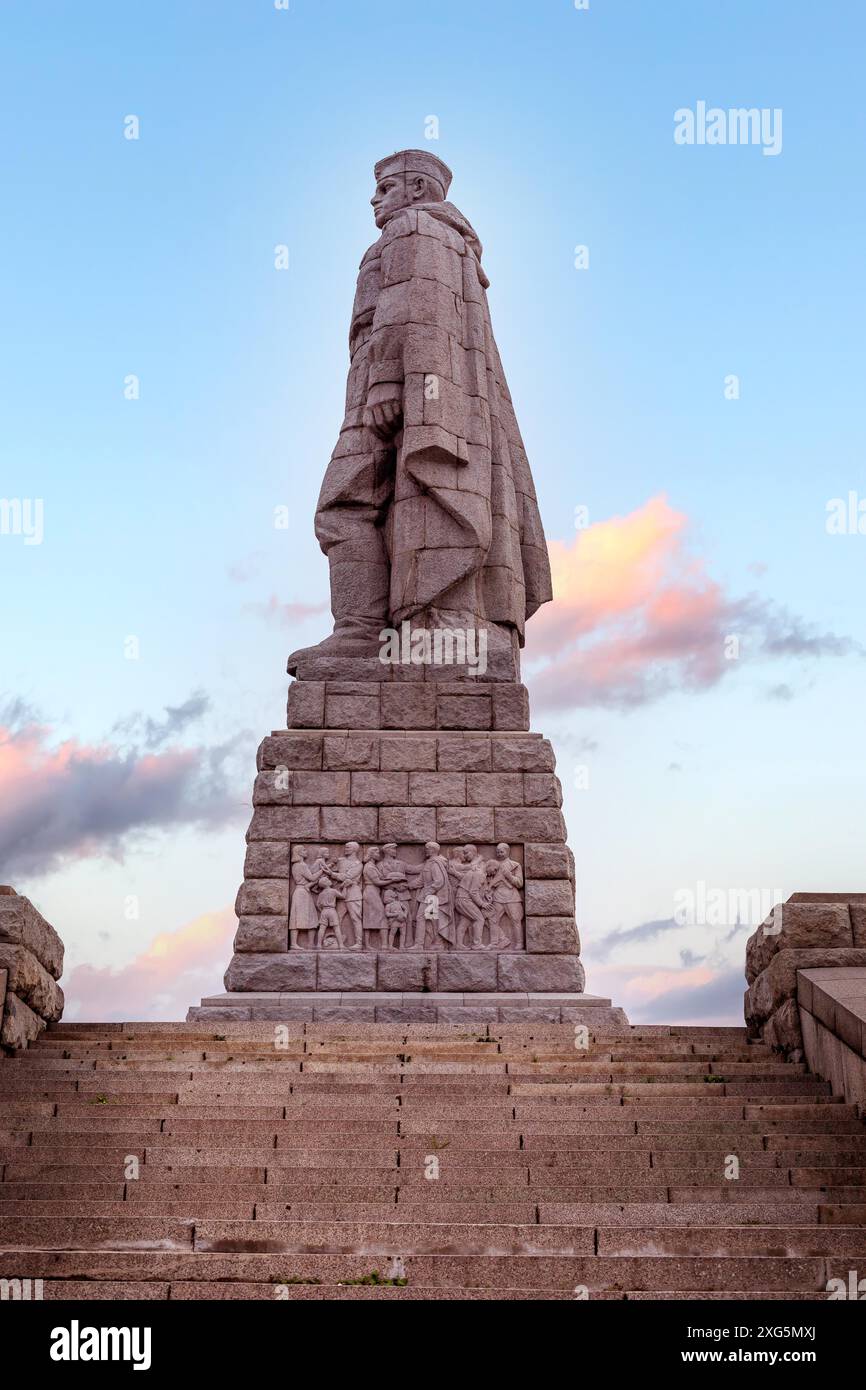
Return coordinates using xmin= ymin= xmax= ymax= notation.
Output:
xmin=289 ymin=149 xmax=552 ymax=672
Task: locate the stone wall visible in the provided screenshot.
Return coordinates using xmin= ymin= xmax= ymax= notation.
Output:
xmin=0 ymin=887 xmax=65 ymax=1051
xmin=744 ymin=893 xmax=866 ymax=1061
xmin=798 ymin=967 xmax=866 ymax=1107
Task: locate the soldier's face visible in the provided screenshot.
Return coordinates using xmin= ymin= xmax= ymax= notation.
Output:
xmin=371 ymin=174 xmax=408 ymax=228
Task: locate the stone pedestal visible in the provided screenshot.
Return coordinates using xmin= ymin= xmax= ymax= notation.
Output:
xmin=190 ymin=668 xmax=615 ymax=1026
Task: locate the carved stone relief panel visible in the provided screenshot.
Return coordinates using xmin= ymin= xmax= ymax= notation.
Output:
xmin=288 ymin=842 xmax=525 ymax=951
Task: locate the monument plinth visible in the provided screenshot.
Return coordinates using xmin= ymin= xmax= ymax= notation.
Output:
xmin=190 ymin=673 xmax=613 ymax=1024
xmin=189 ymin=151 xmax=618 ymax=1027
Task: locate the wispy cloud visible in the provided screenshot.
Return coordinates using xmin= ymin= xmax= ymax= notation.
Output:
xmin=589 ymin=962 xmax=746 ymax=1026
xmin=112 ymin=689 xmax=211 ymax=750
xmin=761 ymin=617 xmax=857 ymax=659
xmin=527 ymin=496 xmax=859 ymax=710
xmin=591 ymin=913 xmax=751 ymax=966
xmin=227 ymin=553 xmax=265 ymax=583
xmin=0 ymin=695 xmax=248 ymax=880
xmin=244 ymin=594 xmax=329 ymax=627
xmin=591 ymin=915 xmax=682 ymax=963
xmin=766 ymin=682 xmax=795 ymax=702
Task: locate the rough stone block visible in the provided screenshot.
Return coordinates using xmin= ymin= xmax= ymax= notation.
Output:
xmin=252 ymin=770 xmax=293 ymax=805
xmin=380 ymin=735 xmax=437 ymax=771
xmin=746 ymin=902 xmax=853 ymax=983
xmin=409 ymin=772 xmax=466 ymax=805
xmin=244 ymin=843 xmax=290 ymax=879
xmin=0 ymin=944 xmax=64 ymax=1021
xmin=224 ymin=952 xmax=316 ymax=992
xmin=851 ymin=904 xmax=866 ymax=949
xmin=494 ymin=808 xmax=565 ymax=843
xmin=317 ymin=952 xmax=377 ymax=991
xmin=523 ymin=773 xmax=562 ymax=807
xmin=436 ymin=806 xmax=494 ymax=842
xmin=292 ymin=771 xmax=351 ymax=805
xmin=325 ymin=680 xmax=381 ymax=697
xmin=763 ymin=994 xmax=803 ymax=1055
xmin=525 ymin=879 xmax=574 ymax=917
xmin=524 ymin=843 xmax=574 ymax=880
xmin=0 ymin=893 xmax=64 ymax=980
xmin=748 ymin=948 xmax=866 ymax=1024
xmin=491 ymin=683 xmax=529 ymax=731
xmin=497 ymin=952 xmax=585 ymax=993
xmin=288 ymin=653 xmax=387 ymax=683
xmin=323 ymin=736 xmax=379 ymax=771
xmin=466 ymin=772 xmax=523 ymax=806
xmin=436 ymin=736 xmax=491 ymax=771
xmin=491 ymin=737 xmax=555 ymax=772
xmin=235 ymin=880 xmax=290 ymax=917
xmin=0 ymin=988 xmax=45 ymax=1050
xmin=247 ymin=807 xmax=319 ymax=841
xmin=320 ymin=806 xmax=379 ymax=841
xmin=380 ymin=684 xmax=437 ymax=729
xmin=377 ymin=954 xmax=437 ymax=991
xmin=525 ymin=917 xmax=580 ymax=954
xmin=233 ymin=916 xmax=289 ymax=953
xmin=351 ymin=771 xmax=409 ymax=804
xmin=259 ymin=734 xmax=323 ymax=770
xmin=325 ymin=694 xmax=380 ymax=728
xmin=378 ymin=806 xmax=436 ymax=841
xmin=437 ymin=953 xmax=498 ymax=991
xmin=437 ymin=694 xmax=491 ymax=729
xmin=286 ymin=681 xmax=325 ymax=729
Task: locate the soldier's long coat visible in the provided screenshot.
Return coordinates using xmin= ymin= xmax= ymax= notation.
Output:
xmin=317 ymin=201 xmax=552 ymax=640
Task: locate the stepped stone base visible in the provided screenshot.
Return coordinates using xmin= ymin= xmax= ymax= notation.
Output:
xmin=3 ymin=1019 xmax=863 ymax=1302
xmin=188 ymin=990 xmax=626 ymax=1026
xmin=202 ymin=670 xmax=593 ymax=1025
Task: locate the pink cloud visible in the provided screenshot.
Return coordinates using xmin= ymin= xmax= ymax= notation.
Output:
xmin=526 ymin=496 xmax=740 ymax=708
xmin=589 ymin=961 xmax=745 ymax=1026
xmin=0 ymin=705 xmax=243 ymax=880
xmin=245 ymin=595 xmax=329 ymax=627
xmin=64 ymin=907 xmax=235 ymax=1022
xmin=526 ymin=496 xmax=857 ymax=710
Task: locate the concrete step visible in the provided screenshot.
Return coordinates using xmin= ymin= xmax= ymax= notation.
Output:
xmin=596 ymin=1227 xmax=866 ymax=1256
xmin=0 ymin=1247 xmax=830 ymax=1291
xmin=3 ymin=1019 xmax=863 ymax=1300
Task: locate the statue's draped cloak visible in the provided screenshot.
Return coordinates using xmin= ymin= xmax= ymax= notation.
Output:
xmin=316 ymin=201 xmax=552 ymax=640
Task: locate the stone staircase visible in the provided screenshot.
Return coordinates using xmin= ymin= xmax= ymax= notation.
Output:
xmin=1 ymin=1020 xmax=865 ymax=1300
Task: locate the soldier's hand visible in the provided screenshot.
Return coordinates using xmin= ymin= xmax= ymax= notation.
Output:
xmin=364 ymin=384 xmax=403 ymax=440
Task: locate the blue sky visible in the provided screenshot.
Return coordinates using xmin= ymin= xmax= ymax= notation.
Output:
xmin=1 ymin=0 xmax=864 ymax=1022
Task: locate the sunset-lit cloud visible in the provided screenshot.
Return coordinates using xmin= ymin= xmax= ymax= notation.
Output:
xmin=589 ymin=961 xmax=747 ymax=1026
xmin=64 ymin=907 xmax=235 ymax=1021
xmin=0 ymin=698 xmax=247 ymax=880
xmin=527 ymin=496 xmax=858 ymax=709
